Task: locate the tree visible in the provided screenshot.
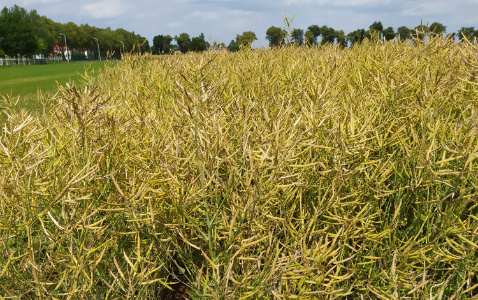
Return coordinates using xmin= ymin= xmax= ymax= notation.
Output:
xmin=347 ymin=29 xmax=365 ymax=46
xmin=366 ymin=21 xmax=383 ymax=40
xmin=397 ymin=26 xmax=411 ymax=41
xmin=138 ymin=37 xmax=150 ymax=54
xmin=429 ymin=22 xmax=446 ymax=38
xmin=319 ymin=25 xmax=336 ymax=45
xmin=459 ymin=27 xmax=476 ymax=41
xmin=153 ymin=34 xmax=173 ymax=54
xmin=0 ymin=6 xmax=39 ymax=57
xmin=236 ymin=31 xmax=257 ymax=48
xmin=291 ymin=29 xmax=304 ymax=45
xmin=382 ymin=27 xmax=396 ymax=41
xmin=150 ymin=45 xmax=159 ymax=55
xmin=153 ymin=35 xmax=164 ymax=54
xmin=227 ymin=39 xmax=239 ymax=52
xmin=27 ymin=9 xmax=59 ymax=56
xmin=369 ymin=21 xmax=383 ymax=33
xmin=0 ymin=4 xmax=148 ymax=60
xmin=114 ymin=27 xmax=148 ymax=55
xmin=97 ymin=27 xmax=117 ymax=55
xmin=58 ymin=22 xmax=81 ymax=49
xmin=335 ymin=30 xmax=346 ymax=48
xmin=214 ymin=42 xmax=226 ymax=50
xmin=84 ymin=24 xmax=101 ymax=51
xmin=412 ymin=24 xmax=428 ymax=40
xmin=162 ymin=35 xmax=172 ymax=53
xmin=307 ymin=25 xmax=321 ymax=44
xmin=305 ymin=30 xmax=314 ymax=46
xmin=190 ymin=33 xmax=207 ymax=52
xmin=175 ymin=33 xmax=190 ymax=53
xmin=446 ymin=32 xmax=456 ymax=41
xmin=266 ymin=26 xmax=284 ymax=46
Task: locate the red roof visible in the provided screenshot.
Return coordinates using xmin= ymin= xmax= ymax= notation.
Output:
xmin=53 ymin=45 xmax=66 ymax=51
xmin=53 ymin=45 xmax=87 ymax=51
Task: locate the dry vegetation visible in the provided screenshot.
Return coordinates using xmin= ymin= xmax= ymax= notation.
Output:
xmin=1 ymin=37 xmax=478 ymax=299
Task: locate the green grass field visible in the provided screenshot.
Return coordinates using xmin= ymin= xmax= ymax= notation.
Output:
xmin=0 ymin=61 xmax=109 ymax=111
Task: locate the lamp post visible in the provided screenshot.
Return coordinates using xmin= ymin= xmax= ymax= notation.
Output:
xmin=120 ymin=41 xmax=125 ymax=57
xmin=94 ymin=38 xmax=101 ymax=61
xmin=60 ymin=33 xmax=69 ymax=62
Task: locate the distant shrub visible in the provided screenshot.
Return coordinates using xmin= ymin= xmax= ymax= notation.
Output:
xmin=71 ymin=52 xmax=87 ymax=61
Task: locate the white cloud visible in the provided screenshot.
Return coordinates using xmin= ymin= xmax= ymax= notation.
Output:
xmin=188 ymin=9 xmax=258 ymax=22
xmin=188 ymin=11 xmax=223 ymax=21
xmin=167 ymin=22 xmax=182 ymax=29
xmin=401 ymin=2 xmax=448 ymax=16
xmin=2 ymin=0 xmax=477 ymax=48
xmin=283 ymin=0 xmax=391 ymax=6
xmin=20 ymin=0 xmax=63 ymax=4
xmin=80 ymin=1 xmax=132 ymax=19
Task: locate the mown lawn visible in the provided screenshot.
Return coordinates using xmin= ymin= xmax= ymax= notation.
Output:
xmin=0 ymin=61 xmax=110 ymax=111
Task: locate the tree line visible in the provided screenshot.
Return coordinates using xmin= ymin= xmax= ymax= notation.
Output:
xmin=2 ymin=4 xmax=478 ymax=59
xmin=153 ymin=21 xmax=478 ymax=55
xmin=151 ymin=31 xmax=258 ymax=54
xmin=0 ymin=5 xmax=149 ymax=59
xmin=265 ymin=21 xmax=478 ymax=47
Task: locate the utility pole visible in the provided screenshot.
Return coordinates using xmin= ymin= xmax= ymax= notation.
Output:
xmin=60 ymin=33 xmax=69 ymax=62
xmin=94 ymin=38 xmax=101 ymax=61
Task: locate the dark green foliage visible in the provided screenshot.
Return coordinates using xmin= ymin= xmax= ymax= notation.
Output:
xmin=369 ymin=21 xmax=384 ymax=33
xmin=0 ymin=6 xmax=39 ymax=57
xmin=236 ymin=31 xmax=257 ymax=48
xmin=190 ymin=33 xmax=208 ymax=52
xmin=430 ymin=22 xmax=446 ymax=37
xmin=291 ymin=28 xmax=304 ymax=45
xmin=366 ymin=21 xmax=384 ymax=40
xmin=307 ymin=25 xmax=321 ymax=44
xmin=113 ymin=27 xmax=149 ymax=54
xmin=383 ymin=26 xmax=396 ymax=41
xmin=153 ymin=34 xmax=173 ymax=54
xmin=304 ymin=30 xmax=314 ymax=46
xmin=459 ymin=27 xmax=477 ymax=41
xmin=266 ymin=26 xmax=284 ymax=46
xmin=175 ymin=33 xmax=191 ymax=53
xmin=307 ymin=25 xmax=340 ymax=45
xmin=0 ymin=5 xmax=148 ymax=59
xmin=412 ymin=23 xmax=439 ymax=40
xmin=319 ymin=25 xmax=337 ymax=45
xmin=347 ymin=29 xmax=366 ymax=46
xmin=397 ymin=26 xmax=411 ymax=41
xmin=446 ymin=32 xmax=456 ymax=40
xmin=28 ymin=10 xmax=60 ymax=56
xmin=210 ymin=41 xmax=225 ymax=50
xmin=227 ymin=39 xmax=239 ymax=52
xmin=71 ymin=52 xmax=87 ymax=61
xmin=335 ymin=30 xmax=347 ymax=47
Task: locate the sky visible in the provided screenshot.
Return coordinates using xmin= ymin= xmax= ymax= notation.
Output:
xmin=2 ymin=0 xmax=478 ymax=48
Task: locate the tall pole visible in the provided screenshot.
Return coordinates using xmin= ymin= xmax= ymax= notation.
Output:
xmin=60 ymin=33 xmax=69 ymax=62
xmin=120 ymin=41 xmax=125 ymax=57
xmin=94 ymin=38 xmax=101 ymax=61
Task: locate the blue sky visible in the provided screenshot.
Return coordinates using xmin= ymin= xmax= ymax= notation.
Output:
xmin=3 ymin=0 xmax=478 ymax=47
